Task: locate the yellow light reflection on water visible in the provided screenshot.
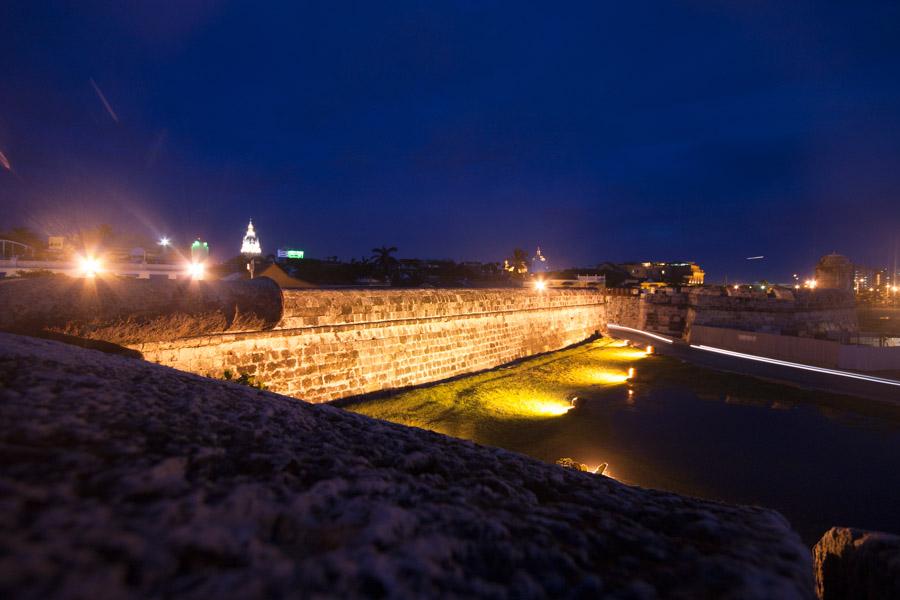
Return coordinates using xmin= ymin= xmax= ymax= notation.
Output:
xmin=570 ymin=367 xmax=630 ymax=385
xmin=601 ymin=348 xmax=648 ymax=361
xmin=474 ymin=388 xmax=576 ymax=419
xmin=525 ymin=399 xmax=573 ymax=416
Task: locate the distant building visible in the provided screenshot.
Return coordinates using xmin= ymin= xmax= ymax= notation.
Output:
xmin=191 ymin=238 xmax=210 ymax=263
xmin=48 ymin=236 xmax=65 ymax=253
xmin=853 ymin=265 xmax=886 ymax=293
xmin=240 ymin=219 xmax=262 ymax=256
xmin=618 ymin=261 xmax=704 ymax=286
xmin=531 ymin=247 xmax=550 ymax=273
xmin=673 ymin=262 xmax=705 ymax=286
xmin=814 ymin=253 xmax=853 ymax=290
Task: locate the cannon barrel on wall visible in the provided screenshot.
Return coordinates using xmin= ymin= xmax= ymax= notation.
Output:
xmin=0 ymin=276 xmax=283 ymax=345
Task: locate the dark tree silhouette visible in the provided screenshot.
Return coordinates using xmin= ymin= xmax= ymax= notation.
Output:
xmin=371 ymin=246 xmax=399 ymax=279
xmin=510 ymin=248 xmax=528 ymax=275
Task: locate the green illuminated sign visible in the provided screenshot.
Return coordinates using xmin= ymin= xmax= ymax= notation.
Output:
xmin=277 ymin=249 xmax=304 ymax=259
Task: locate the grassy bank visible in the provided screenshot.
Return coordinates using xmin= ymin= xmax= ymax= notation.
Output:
xmin=340 ymin=339 xmax=651 ymax=452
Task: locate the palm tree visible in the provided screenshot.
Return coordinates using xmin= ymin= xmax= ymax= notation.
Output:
xmin=371 ymin=246 xmax=399 ymax=279
xmin=510 ymin=248 xmax=528 ymax=275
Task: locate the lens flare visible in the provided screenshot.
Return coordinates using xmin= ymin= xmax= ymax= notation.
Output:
xmin=187 ymin=262 xmax=205 ymax=280
xmin=78 ymin=256 xmax=102 ymax=277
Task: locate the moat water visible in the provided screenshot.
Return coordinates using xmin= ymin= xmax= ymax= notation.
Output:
xmin=519 ymin=384 xmax=900 ymax=545
xmin=347 ymin=347 xmax=900 ymax=545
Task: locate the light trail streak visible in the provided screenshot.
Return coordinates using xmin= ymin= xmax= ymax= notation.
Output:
xmin=690 ymin=345 xmax=900 ymax=388
xmin=607 ymin=324 xmax=674 ymax=344
xmin=90 ymin=78 xmax=119 ymax=123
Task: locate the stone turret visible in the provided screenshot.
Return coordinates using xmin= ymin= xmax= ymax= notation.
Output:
xmin=814 ymin=253 xmax=854 ymax=290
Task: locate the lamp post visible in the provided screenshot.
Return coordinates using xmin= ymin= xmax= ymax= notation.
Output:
xmin=157 ymin=237 xmax=171 ymax=263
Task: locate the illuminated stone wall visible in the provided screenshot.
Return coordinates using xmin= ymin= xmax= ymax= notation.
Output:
xmin=683 ymin=288 xmax=858 ymax=341
xmin=606 ymin=287 xmax=858 ymax=341
xmin=603 ymin=291 xmax=645 ymax=329
xmin=131 ymin=289 xmax=607 ymax=403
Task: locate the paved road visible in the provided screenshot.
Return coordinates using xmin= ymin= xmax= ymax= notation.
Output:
xmin=607 ymin=327 xmax=900 ymax=406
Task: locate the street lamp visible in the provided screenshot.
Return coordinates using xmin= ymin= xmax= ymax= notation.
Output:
xmin=187 ymin=262 xmax=205 ymax=280
xmin=158 ymin=237 xmax=171 ymax=248
xmin=78 ymin=256 xmax=102 ymax=277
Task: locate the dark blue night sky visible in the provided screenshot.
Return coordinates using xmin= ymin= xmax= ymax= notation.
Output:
xmin=2 ymin=1 xmax=899 ymax=280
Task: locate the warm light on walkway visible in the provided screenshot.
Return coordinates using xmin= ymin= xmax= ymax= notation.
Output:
xmin=607 ymin=324 xmax=674 ymax=344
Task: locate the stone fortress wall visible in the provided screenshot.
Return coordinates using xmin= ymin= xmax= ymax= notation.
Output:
xmin=684 ymin=287 xmax=858 ymax=341
xmin=0 ymin=276 xmax=868 ymax=403
xmin=131 ymin=288 xmax=608 ymax=403
xmin=607 ymin=286 xmax=858 ymax=341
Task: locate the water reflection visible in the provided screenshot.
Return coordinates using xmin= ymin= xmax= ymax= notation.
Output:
xmin=345 ymin=338 xmax=900 ymax=544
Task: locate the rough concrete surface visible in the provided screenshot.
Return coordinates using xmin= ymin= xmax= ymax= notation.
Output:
xmin=814 ymin=527 xmax=900 ymax=600
xmin=0 ymin=333 xmax=814 ymax=599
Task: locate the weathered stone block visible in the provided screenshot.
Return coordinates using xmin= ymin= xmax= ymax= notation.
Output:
xmin=814 ymin=527 xmax=900 ymax=600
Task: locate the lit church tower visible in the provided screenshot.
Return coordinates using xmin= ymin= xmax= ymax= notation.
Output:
xmin=241 ymin=219 xmax=262 ymax=256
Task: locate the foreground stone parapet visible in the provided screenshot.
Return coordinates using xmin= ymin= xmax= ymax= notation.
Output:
xmin=814 ymin=527 xmax=900 ymax=599
xmin=0 ymin=276 xmax=282 ymax=344
xmin=0 ymin=333 xmax=814 ymax=598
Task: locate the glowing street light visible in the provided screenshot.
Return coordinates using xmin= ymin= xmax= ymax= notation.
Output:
xmin=187 ymin=262 xmax=205 ymax=280
xmin=78 ymin=256 xmax=102 ymax=277
xmin=158 ymin=236 xmax=171 ymax=248
xmin=534 ymin=279 xmax=546 ymax=292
